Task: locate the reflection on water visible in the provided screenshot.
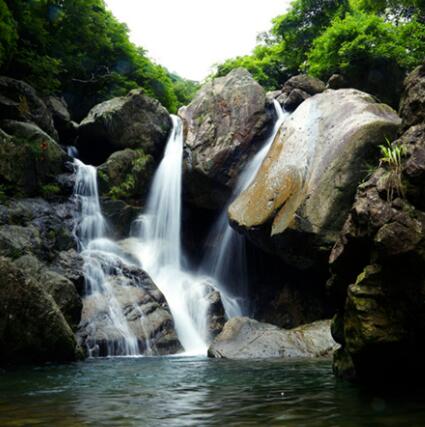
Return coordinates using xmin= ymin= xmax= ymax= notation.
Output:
xmin=1 ymin=357 xmax=424 ymax=426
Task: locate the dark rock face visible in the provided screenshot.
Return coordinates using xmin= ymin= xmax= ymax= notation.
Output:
xmin=77 ymin=252 xmax=182 ymax=356
xmin=400 ymin=62 xmax=425 ymax=131
xmin=0 ymin=257 xmax=82 ymax=365
xmin=179 ymin=68 xmax=273 ymax=209
xmin=0 ymin=121 xmax=69 ymax=197
xmin=0 ymin=76 xmax=58 ymax=140
xmin=44 ymin=96 xmax=78 ymax=145
xmin=78 ymin=89 xmax=172 ymax=165
xmin=208 ymin=317 xmax=337 ymax=360
xmin=329 ymin=66 xmax=425 ymax=381
xmin=229 ymin=89 xmax=401 ymax=270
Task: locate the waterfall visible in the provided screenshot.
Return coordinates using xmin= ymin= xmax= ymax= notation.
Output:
xmin=200 ymin=100 xmax=289 ymax=317
xmin=74 ymin=159 xmax=141 ymax=357
xmin=130 ymin=116 xmax=210 ymax=355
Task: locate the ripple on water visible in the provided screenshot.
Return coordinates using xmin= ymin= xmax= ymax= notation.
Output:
xmin=0 ymin=357 xmax=425 ymax=427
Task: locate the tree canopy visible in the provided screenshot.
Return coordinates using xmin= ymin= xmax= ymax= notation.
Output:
xmin=0 ymin=0 xmax=197 ymax=118
xmin=215 ymin=0 xmax=425 ymax=106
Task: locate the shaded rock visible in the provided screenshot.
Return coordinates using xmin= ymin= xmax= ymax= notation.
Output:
xmin=99 ymin=199 xmax=140 ymax=240
xmin=203 ymin=283 xmax=226 ymax=339
xmin=50 ymin=249 xmax=85 ymax=294
xmin=44 ymin=95 xmax=78 ymax=144
xmin=229 ymin=89 xmax=401 ymax=269
xmin=98 ymin=148 xmax=154 ymax=206
xmin=328 ymin=121 xmax=425 ymax=381
xmin=0 ymin=198 xmax=77 ymax=262
xmin=77 ymin=251 xmax=182 ymax=356
xmin=0 ymin=76 xmax=58 ymax=140
xmin=0 ymin=257 xmax=81 ymax=365
xmin=179 ymin=68 xmax=273 ymax=209
xmin=0 ymin=120 xmax=68 ymax=196
xmin=327 ymin=74 xmax=348 ymax=90
xmin=78 ymin=89 xmax=172 ymax=165
xmin=13 ymin=255 xmax=82 ymax=330
xmin=208 ymin=318 xmax=337 ymax=359
xmin=277 ymin=74 xmax=326 ymax=112
xmin=399 ymin=61 xmax=425 ymax=130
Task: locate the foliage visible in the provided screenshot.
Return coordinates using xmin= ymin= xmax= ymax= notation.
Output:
xmin=379 ymin=139 xmax=407 ymax=201
xmin=214 ymin=0 xmax=425 ymax=106
xmin=0 ymin=0 xmax=199 ymax=118
xmin=0 ymin=0 xmax=17 ymax=68
xmin=169 ymin=73 xmax=200 ymax=109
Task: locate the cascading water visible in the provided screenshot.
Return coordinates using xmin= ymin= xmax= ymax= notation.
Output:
xmin=74 ymin=159 xmax=141 ymax=357
xmin=130 ymin=116 xmax=210 ymax=355
xmin=200 ymin=100 xmax=289 ymax=317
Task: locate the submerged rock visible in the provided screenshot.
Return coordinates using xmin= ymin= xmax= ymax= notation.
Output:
xmin=78 ymin=89 xmax=172 ymax=165
xmin=179 ymin=68 xmax=273 ymax=209
xmin=0 ymin=257 xmax=82 ymax=364
xmin=229 ymin=89 xmax=401 ymax=269
xmin=0 ymin=76 xmax=58 ymax=140
xmin=208 ymin=318 xmax=337 ymax=359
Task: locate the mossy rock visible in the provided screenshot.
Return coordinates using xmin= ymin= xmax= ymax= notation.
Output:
xmin=0 ymin=256 xmax=82 ymax=365
xmin=98 ymin=148 xmax=154 ymax=204
xmin=0 ymin=120 xmax=68 ymax=196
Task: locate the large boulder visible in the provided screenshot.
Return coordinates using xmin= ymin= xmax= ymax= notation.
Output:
xmin=77 ymin=251 xmax=182 ymax=356
xmin=78 ymin=89 xmax=172 ymax=165
xmin=179 ymin=68 xmax=274 ymax=209
xmin=0 ymin=76 xmax=58 ymax=140
xmin=229 ymin=89 xmax=401 ymax=269
xmin=208 ymin=317 xmax=337 ymax=359
xmin=0 ymin=257 xmax=81 ymax=365
xmin=0 ymin=120 xmax=69 ymax=197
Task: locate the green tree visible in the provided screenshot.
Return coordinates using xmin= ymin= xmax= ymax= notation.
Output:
xmin=0 ymin=0 xmax=17 ymax=68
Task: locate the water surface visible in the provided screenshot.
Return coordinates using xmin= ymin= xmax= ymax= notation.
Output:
xmin=1 ymin=357 xmax=424 ymax=426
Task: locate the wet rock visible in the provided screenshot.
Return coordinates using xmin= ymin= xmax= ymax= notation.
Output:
xmin=0 ymin=120 xmax=68 ymax=196
xmin=78 ymin=89 xmax=172 ymax=165
xmin=179 ymin=68 xmax=273 ymax=209
xmin=229 ymin=89 xmax=401 ymax=269
xmin=208 ymin=318 xmax=337 ymax=359
xmin=50 ymin=249 xmax=85 ymax=294
xmin=77 ymin=252 xmax=182 ymax=356
xmin=0 ymin=76 xmax=58 ymax=140
xmin=0 ymin=257 xmax=82 ymax=365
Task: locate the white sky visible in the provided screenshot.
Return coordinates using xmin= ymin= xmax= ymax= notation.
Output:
xmin=105 ymin=0 xmax=291 ymax=81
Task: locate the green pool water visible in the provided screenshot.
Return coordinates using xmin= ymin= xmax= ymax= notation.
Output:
xmin=0 ymin=357 xmax=424 ymax=426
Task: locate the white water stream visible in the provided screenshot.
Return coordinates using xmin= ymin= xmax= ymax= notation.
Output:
xmin=200 ymin=101 xmax=289 ymax=317
xmin=72 ymin=101 xmax=288 ymax=357
xmin=74 ymin=159 xmax=141 ymax=356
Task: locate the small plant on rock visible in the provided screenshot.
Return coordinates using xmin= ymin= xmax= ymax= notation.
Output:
xmin=379 ymin=139 xmax=407 ymax=202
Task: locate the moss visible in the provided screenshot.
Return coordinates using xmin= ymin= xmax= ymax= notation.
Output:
xmin=41 ymin=183 xmax=60 ymax=197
